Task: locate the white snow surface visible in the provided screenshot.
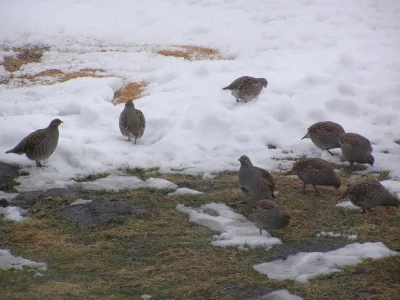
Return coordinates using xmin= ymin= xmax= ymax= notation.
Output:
xmin=70 ymin=199 xmax=93 ymax=206
xmin=168 ymin=187 xmax=203 ymax=196
xmin=336 ymin=201 xmax=361 ymax=210
xmin=253 ymin=242 xmax=398 ymax=283
xmin=0 ymin=206 xmax=26 ymax=222
xmin=176 ymin=203 xmax=282 ymax=249
xmin=1 ymin=0 xmax=400 ymax=191
xmin=70 ymin=175 xmax=178 ymax=191
xmin=317 ymin=231 xmax=357 ymax=240
xmin=260 ymin=290 xmax=303 ymax=300
xmin=0 ymin=249 xmax=47 ymax=271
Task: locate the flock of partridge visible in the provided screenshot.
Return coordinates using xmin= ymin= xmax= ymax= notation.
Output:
xmin=4 ymin=76 xmax=399 ymax=235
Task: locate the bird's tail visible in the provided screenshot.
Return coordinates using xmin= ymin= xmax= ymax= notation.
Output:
xmin=5 ymin=147 xmax=23 ymax=155
xmin=222 ymin=86 xmax=230 ymax=90
xmin=5 ymin=149 xmax=15 ymax=154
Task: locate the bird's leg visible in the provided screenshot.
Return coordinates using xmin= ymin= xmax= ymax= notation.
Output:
xmin=135 ymin=137 xmax=137 ymax=145
xmin=361 ymin=208 xmax=366 ymax=213
xmin=259 ymin=229 xmax=262 ymax=235
xmin=236 ymin=98 xmax=239 ymax=102
xmin=127 ymin=137 xmax=131 ymax=141
xmin=302 ymin=183 xmax=307 ymax=194
xmin=36 ymin=161 xmax=40 ymax=167
xmin=350 ymin=162 xmax=354 ymax=171
xmin=271 ymin=192 xmax=276 ymax=199
xmin=313 ymin=185 xmax=321 ymax=195
xmin=326 ymin=149 xmax=335 ymax=156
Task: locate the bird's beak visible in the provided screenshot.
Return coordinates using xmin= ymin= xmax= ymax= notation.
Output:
xmin=238 ymin=159 xmax=240 ymax=161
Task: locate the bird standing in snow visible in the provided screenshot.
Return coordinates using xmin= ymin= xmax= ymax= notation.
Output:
xmin=301 ymin=121 xmax=345 ymax=155
xmin=252 ymin=199 xmax=291 ymax=235
xmin=285 ymin=158 xmax=341 ymax=195
xmin=119 ymin=100 xmax=146 ymax=144
xmin=5 ymin=119 xmax=63 ymax=167
xmin=341 ymin=180 xmax=399 ymax=213
xmin=339 ymin=133 xmax=374 ymax=170
xmin=238 ymin=155 xmax=275 ymax=200
xmin=222 ymin=76 xmax=268 ymax=103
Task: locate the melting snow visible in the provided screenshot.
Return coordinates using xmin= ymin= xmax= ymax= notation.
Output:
xmin=261 ymin=290 xmax=303 ymax=300
xmin=0 ymin=249 xmax=47 ymax=271
xmin=253 ymin=242 xmax=398 ymax=283
xmin=0 ymin=206 xmax=26 ymax=222
xmin=70 ymin=199 xmax=93 ymax=206
xmin=317 ymin=231 xmax=357 ymax=240
xmin=336 ymin=201 xmax=360 ymax=210
xmin=168 ymin=187 xmax=203 ymax=196
xmin=176 ymin=203 xmax=281 ymax=249
xmin=70 ymin=175 xmax=177 ymax=191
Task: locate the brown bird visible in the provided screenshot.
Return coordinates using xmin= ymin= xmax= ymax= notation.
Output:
xmin=285 ymin=158 xmax=341 ymax=194
xmin=341 ymin=180 xmax=399 ymax=213
xmin=119 ymin=100 xmax=146 ymax=144
xmin=252 ymin=199 xmax=291 ymax=235
xmin=238 ymin=155 xmax=275 ymax=200
xmin=301 ymin=121 xmax=345 ymax=155
xmin=339 ymin=133 xmax=374 ymax=170
xmin=5 ymin=119 xmax=63 ymax=167
xmin=223 ymin=76 xmax=268 ymax=103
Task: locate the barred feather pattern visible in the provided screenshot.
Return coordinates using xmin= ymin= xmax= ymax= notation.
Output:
xmin=239 ymin=155 xmax=275 ymax=200
xmin=5 ymin=119 xmax=61 ymax=165
xmin=306 ymin=121 xmax=345 ymax=150
xmin=252 ymin=199 xmax=291 ymax=233
xmin=291 ymin=158 xmax=341 ymax=189
xmin=119 ymin=100 xmax=146 ymax=141
xmin=343 ymin=180 xmax=399 ymax=210
xmin=339 ymin=133 xmax=373 ymax=164
xmin=223 ymin=76 xmax=268 ymax=102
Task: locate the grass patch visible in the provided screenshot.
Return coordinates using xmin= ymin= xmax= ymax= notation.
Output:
xmin=157 ymin=45 xmax=221 ymax=61
xmin=112 ymin=81 xmax=149 ymax=105
xmin=3 ymin=46 xmax=49 ymax=72
xmin=1 ymin=170 xmax=399 ymax=299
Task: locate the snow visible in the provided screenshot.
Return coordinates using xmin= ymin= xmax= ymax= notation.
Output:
xmin=0 ymin=249 xmax=47 ymax=271
xmin=381 ymin=180 xmax=400 ymax=199
xmin=70 ymin=199 xmax=93 ymax=206
xmin=0 ymin=191 xmax=19 ymax=201
xmin=261 ymin=290 xmax=303 ymax=300
xmin=140 ymin=295 xmax=152 ymax=300
xmin=253 ymin=242 xmax=398 ymax=283
xmin=0 ymin=206 xmax=26 ymax=222
xmin=168 ymin=187 xmax=203 ymax=196
xmin=0 ymin=0 xmax=399 ymax=191
xmin=336 ymin=201 xmax=360 ymax=210
xmin=176 ymin=203 xmax=282 ymax=249
xmin=317 ymin=231 xmax=357 ymax=240
xmin=70 ymin=175 xmax=177 ymax=191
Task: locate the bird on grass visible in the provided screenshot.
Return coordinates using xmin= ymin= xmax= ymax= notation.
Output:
xmin=5 ymin=119 xmax=63 ymax=167
xmin=301 ymin=121 xmax=345 ymax=155
xmin=341 ymin=180 xmax=399 ymax=213
xmin=339 ymin=133 xmax=374 ymax=170
xmin=285 ymin=158 xmax=341 ymax=195
xmin=119 ymin=100 xmax=146 ymax=144
xmin=222 ymin=76 xmax=268 ymax=103
xmin=238 ymin=155 xmax=276 ymax=200
xmin=252 ymin=199 xmax=291 ymax=235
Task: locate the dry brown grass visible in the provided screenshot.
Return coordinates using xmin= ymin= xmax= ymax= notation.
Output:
xmin=112 ymin=81 xmax=149 ymax=105
xmin=3 ymin=46 xmax=49 ymax=72
xmin=157 ymin=45 xmax=221 ymax=61
xmin=1 ymin=169 xmax=399 ymax=299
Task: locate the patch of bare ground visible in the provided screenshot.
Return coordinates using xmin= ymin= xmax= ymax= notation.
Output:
xmin=112 ymin=81 xmax=149 ymax=105
xmin=157 ymin=45 xmax=222 ymax=60
xmin=2 ymin=46 xmax=49 ymax=72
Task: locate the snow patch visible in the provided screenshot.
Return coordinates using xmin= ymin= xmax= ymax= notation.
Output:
xmin=0 ymin=206 xmax=26 ymax=222
xmin=168 ymin=187 xmax=203 ymax=196
xmin=261 ymin=289 xmax=303 ymax=300
xmin=70 ymin=175 xmax=177 ymax=191
xmin=70 ymin=199 xmax=93 ymax=206
xmin=336 ymin=201 xmax=360 ymax=210
xmin=253 ymin=242 xmax=398 ymax=283
xmin=0 ymin=249 xmax=47 ymax=271
xmin=176 ymin=203 xmax=281 ymax=249
xmin=317 ymin=231 xmax=357 ymax=240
